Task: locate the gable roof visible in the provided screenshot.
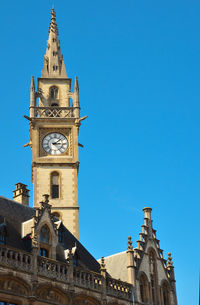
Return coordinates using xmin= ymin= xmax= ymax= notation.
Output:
xmin=0 ymin=196 xmax=100 ymax=273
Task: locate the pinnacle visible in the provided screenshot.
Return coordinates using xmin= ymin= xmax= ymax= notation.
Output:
xmin=74 ymin=76 xmax=79 ymax=91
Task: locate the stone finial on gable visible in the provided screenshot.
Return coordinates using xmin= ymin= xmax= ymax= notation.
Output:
xmin=167 ymin=252 xmax=173 ymax=267
xmin=126 ymin=236 xmax=136 ymax=286
xmin=33 ymin=194 xmax=57 ymax=232
xmin=100 ymin=256 xmax=106 ymax=278
xmin=100 ymin=256 xmax=106 ymax=269
xmin=167 ymin=252 xmax=176 ymax=285
xmin=40 ymin=194 xmax=51 ymax=209
xmin=127 ymin=236 xmax=133 ymax=251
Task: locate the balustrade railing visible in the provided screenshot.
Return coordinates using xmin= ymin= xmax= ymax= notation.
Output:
xmin=0 ymin=246 xmax=32 ymax=272
xmin=74 ymin=268 xmax=102 ymax=292
xmin=0 ymin=245 xmax=132 ymax=301
xmin=74 ymin=268 xmax=132 ymax=300
xmin=106 ymin=277 xmax=132 ymax=300
xmin=32 ymin=107 xmax=74 ymax=118
xmin=37 ymin=256 xmax=68 ymax=281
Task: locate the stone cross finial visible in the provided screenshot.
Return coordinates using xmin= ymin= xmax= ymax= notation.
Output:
xmin=167 ymin=252 xmax=173 ymax=267
xmin=127 ymin=236 xmax=133 ymax=250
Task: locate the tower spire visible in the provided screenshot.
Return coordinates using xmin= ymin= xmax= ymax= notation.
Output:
xmin=42 ymin=8 xmax=67 ymax=78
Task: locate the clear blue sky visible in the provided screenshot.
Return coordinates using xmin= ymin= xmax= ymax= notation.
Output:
xmin=0 ymin=0 xmax=199 ymax=304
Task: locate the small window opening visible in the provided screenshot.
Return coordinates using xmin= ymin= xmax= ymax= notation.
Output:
xmin=51 ymin=103 xmax=58 ymax=107
xmin=58 ymin=231 xmax=62 ymax=243
xmin=40 ymin=225 xmax=50 ymax=244
xmin=0 ymin=234 xmax=5 ymax=245
xmin=40 ymin=248 xmax=49 ymax=257
xmin=50 ymin=86 xmax=58 ymax=99
xmin=51 ymin=172 xmax=59 ymax=199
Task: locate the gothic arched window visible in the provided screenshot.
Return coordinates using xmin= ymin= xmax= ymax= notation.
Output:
xmin=139 ymin=273 xmax=149 ymax=303
xmin=149 ymin=249 xmax=158 ymax=304
xmin=51 ymin=172 xmax=60 ymax=199
xmin=162 ymin=281 xmax=171 ymax=305
xmin=40 ymin=225 xmax=50 ymax=244
xmin=40 ymin=248 xmax=49 ymax=258
xmin=50 ymin=86 xmax=58 ymax=99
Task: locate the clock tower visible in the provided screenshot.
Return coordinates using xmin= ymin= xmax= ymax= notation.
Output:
xmin=28 ymin=9 xmax=84 ymax=239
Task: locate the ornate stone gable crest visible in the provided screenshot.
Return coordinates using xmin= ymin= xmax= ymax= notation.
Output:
xmin=32 ymin=194 xmax=58 ymax=248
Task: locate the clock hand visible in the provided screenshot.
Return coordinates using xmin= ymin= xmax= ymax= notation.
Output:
xmin=52 ymin=138 xmax=63 ymax=145
xmin=55 ymin=138 xmax=63 ymax=144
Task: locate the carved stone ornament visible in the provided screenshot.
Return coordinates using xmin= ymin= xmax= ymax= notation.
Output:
xmin=32 ymin=233 xmax=39 ymax=248
xmin=37 ymin=288 xmax=66 ymax=304
xmin=0 ymin=279 xmax=28 ymax=296
xmin=74 ymin=299 xmax=96 ymax=305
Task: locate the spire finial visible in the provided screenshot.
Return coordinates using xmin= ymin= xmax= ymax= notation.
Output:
xmin=49 ymin=8 xmax=58 ymax=35
xmin=41 ymin=9 xmax=67 ymax=78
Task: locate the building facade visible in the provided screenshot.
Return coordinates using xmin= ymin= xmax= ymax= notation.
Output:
xmin=0 ymin=9 xmax=178 ymax=305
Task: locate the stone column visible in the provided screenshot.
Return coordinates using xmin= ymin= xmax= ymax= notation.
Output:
xmin=168 ymin=253 xmax=178 ymax=305
xmin=68 ymin=248 xmax=74 ymax=291
xmin=127 ymin=236 xmax=136 ymax=287
xmin=100 ymin=257 xmax=107 ymax=305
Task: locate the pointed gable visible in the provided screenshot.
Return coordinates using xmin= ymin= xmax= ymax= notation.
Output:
xmin=134 ymin=207 xmax=169 ymax=284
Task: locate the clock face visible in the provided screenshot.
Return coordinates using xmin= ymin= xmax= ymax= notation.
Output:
xmin=42 ymin=132 xmax=68 ymax=155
